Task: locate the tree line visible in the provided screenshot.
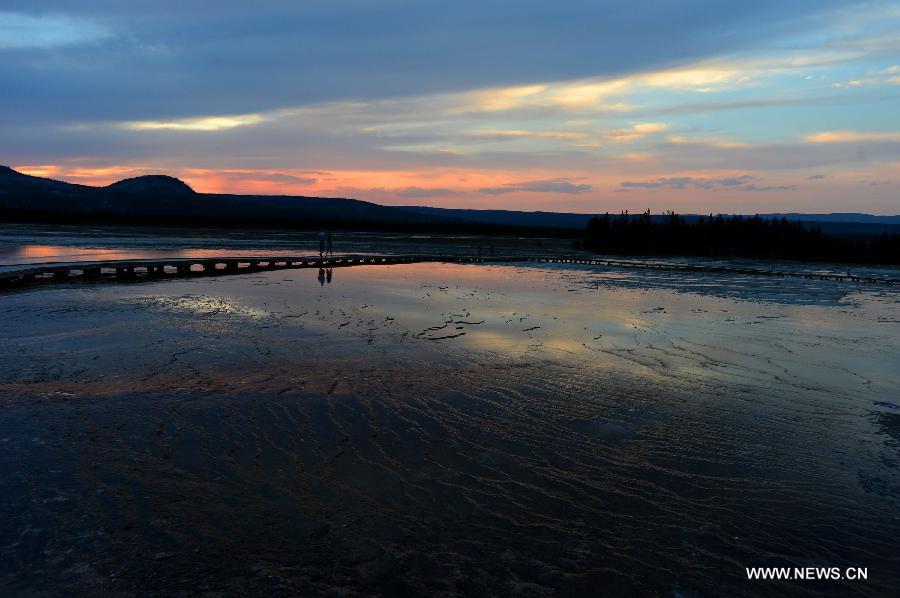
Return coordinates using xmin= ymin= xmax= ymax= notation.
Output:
xmin=583 ymin=211 xmax=900 ymax=265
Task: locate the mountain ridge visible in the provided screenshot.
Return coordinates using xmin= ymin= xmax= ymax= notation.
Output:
xmin=1 ymin=167 xmax=898 ymax=233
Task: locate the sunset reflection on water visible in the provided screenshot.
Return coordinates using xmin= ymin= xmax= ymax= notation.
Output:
xmin=0 ymin=243 xmax=343 ymax=266
xmin=1 ymin=260 xmax=899 ymax=595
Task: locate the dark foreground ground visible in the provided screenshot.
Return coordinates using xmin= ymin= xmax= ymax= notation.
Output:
xmin=1 ymin=260 xmax=899 ymax=596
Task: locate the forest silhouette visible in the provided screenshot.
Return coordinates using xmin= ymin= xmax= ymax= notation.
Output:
xmin=584 ymin=211 xmax=900 ymax=265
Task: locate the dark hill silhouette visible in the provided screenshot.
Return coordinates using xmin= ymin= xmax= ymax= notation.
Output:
xmin=399 ymin=205 xmax=593 ymax=229
xmin=0 ymin=166 xmax=458 ymax=230
xmin=106 ymin=175 xmax=195 ymax=196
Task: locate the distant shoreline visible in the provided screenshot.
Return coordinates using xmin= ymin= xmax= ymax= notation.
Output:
xmin=3 ymin=166 xmax=899 ymax=237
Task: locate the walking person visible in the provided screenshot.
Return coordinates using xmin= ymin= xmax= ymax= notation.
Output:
xmin=318 ymin=231 xmax=326 ymax=257
xmin=326 ymin=231 xmax=334 ymax=256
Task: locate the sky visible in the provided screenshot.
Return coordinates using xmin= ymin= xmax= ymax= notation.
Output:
xmin=2 ymin=1 xmax=900 ymax=214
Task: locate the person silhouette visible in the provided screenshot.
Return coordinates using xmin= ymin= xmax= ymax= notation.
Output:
xmin=326 ymin=231 xmax=334 ymax=256
xmin=318 ymin=231 xmax=326 ymax=257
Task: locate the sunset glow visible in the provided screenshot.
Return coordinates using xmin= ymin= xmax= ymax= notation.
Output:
xmin=3 ymin=2 xmax=899 ymax=214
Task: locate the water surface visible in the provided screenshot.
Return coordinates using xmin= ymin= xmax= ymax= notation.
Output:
xmin=1 ymin=262 xmax=898 ymax=596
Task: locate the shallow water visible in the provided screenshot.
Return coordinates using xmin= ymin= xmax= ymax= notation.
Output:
xmin=1 ymin=262 xmax=898 ymax=596
xmin=3 ymin=223 xmax=899 ymax=283
xmin=0 ymin=224 xmax=574 ymax=270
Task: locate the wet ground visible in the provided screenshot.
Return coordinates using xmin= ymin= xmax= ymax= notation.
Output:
xmin=1 ymin=261 xmax=899 ymax=596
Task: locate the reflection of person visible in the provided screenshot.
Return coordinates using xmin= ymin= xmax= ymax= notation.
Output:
xmin=317 ymin=268 xmax=325 ymax=286
xmin=318 ymin=231 xmax=326 ymax=257
xmin=326 ymin=231 xmax=333 ymax=256
xmin=326 ymin=268 xmax=333 ymax=284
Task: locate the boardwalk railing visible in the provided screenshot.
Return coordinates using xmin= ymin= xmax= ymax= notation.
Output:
xmin=0 ymin=254 xmax=896 ymax=290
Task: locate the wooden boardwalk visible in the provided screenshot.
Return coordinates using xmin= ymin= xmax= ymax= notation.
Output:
xmin=0 ymin=254 xmax=896 ymax=290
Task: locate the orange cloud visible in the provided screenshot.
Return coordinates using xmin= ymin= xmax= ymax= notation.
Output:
xmin=804 ymin=131 xmax=900 ymax=143
xmin=15 ymin=164 xmax=147 ymax=185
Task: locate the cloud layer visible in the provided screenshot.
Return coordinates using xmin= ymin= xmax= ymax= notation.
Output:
xmin=2 ymin=1 xmax=899 ymax=214
xmin=1 ymin=1 xmax=861 ymax=122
